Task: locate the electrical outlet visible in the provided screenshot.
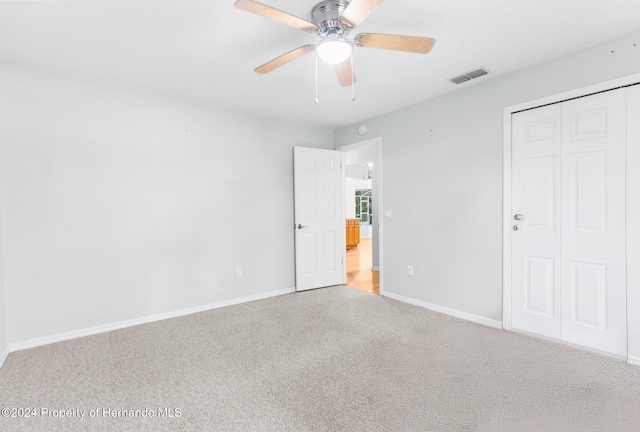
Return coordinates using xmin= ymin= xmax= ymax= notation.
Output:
xmin=235 ymin=267 xmax=242 ymax=277
xmin=407 ymin=265 xmax=414 ymax=276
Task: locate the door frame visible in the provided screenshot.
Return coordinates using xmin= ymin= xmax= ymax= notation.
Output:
xmin=337 ymin=137 xmax=384 ymax=296
xmin=502 ymin=72 xmax=640 ymax=336
xmin=627 ymin=85 xmax=640 ymax=366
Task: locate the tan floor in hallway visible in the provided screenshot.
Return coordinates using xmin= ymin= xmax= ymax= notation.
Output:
xmin=346 ymin=237 xmax=379 ymax=295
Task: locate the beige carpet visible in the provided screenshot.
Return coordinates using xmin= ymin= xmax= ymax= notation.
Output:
xmin=1 ymin=286 xmax=640 ymax=431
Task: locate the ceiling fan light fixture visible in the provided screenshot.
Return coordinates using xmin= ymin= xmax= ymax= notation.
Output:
xmin=316 ymin=38 xmax=352 ymax=64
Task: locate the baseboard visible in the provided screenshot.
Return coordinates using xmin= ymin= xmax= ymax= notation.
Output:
xmin=510 ymin=327 xmax=628 ymax=361
xmin=628 ymin=355 xmax=640 ymax=367
xmin=0 ymin=346 xmax=9 ymax=369
xmin=371 ymin=266 xmax=379 ymax=271
xmin=9 ymin=287 xmax=295 ymax=352
xmin=383 ymin=292 xmax=503 ymax=329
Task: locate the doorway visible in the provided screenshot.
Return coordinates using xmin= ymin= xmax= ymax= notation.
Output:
xmin=338 ymin=137 xmax=382 ymax=296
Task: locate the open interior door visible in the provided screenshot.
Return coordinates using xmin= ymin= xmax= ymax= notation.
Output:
xmin=294 ymin=146 xmax=345 ymax=291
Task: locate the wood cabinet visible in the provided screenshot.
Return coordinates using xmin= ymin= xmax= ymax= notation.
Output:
xmin=346 ymin=219 xmax=360 ymax=250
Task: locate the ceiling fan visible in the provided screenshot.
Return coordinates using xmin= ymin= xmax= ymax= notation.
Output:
xmin=234 ymin=0 xmax=436 ymax=87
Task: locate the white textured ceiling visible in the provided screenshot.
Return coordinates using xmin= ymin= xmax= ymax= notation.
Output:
xmin=1 ymin=0 xmax=640 ymax=128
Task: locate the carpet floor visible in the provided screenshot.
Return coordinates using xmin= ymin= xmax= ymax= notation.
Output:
xmin=1 ymin=286 xmax=640 ymax=431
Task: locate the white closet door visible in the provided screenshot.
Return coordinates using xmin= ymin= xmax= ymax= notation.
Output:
xmin=511 ymin=104 xmax=562 ymax=339
xmin=511 ymin=88 xmax=627 ymax=357
xmin=560 ymin=89 xmax=627 ymax=356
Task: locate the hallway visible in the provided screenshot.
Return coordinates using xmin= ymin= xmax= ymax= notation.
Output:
xmin=345 ymin=237 xmax=379 ymax=295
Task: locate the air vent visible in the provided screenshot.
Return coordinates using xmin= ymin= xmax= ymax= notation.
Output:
xmin=451 ymin=75 xmax=471 ymax=84
xmin=451 ymin=68 xmax=488 ymax=84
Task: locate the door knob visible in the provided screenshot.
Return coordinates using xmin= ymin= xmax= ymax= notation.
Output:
xmin=514 ymin=214 xmax=525 ymax=221
xmin=295 ymin=224 xmax=308 ymax=229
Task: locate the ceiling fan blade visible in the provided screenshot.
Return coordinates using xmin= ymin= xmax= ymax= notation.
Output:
xmin=339 ymin=0 xmax=384 ymax=28
xmin=354 ymin=33 xmax=436 ymax=54
xmin=335 ymin=59 xmax=356 ymax=87
xmin=254 ymin=45 xmax=315 ymax=74
xmin=234 ymin=0 xmax=317 ymax=32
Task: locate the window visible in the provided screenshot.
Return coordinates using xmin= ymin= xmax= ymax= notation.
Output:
xmin=355 ymin=189 xmax=372 ymax=225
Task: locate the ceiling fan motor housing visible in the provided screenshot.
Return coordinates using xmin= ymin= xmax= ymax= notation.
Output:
xmin=312 ymin=0 xmax=352 ymax=38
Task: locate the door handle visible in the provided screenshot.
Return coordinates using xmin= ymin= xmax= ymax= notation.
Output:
xmin=295 ymin=224 xmax=309 ymax=230
xmin=514 ymin=214 xmax=525 ymax=221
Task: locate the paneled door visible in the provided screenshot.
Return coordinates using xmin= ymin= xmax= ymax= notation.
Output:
xmin=560 ymin=90 xmax=626 ymax=356
xmin=511 ymin=104 xmax=562 ymax=340
xmin=293 ymin=147 xmax=345 ymax=291
xmin=511 ymin=89 xmax=627 ymax=357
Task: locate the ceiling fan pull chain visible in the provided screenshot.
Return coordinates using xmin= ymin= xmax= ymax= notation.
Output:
xmin=314 ymin=49 xmax=320 ymax=104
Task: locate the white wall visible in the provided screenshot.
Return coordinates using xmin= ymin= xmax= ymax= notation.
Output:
xmin=334 ymin=30 xmax=640 ymax=322
xmin=0 ymin=62 xmax=333 ymax=345
xmin=345 ymin=165 xmax=368 ymax=181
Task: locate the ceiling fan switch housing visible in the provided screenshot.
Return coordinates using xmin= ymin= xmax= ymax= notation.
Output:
xmin=317 ymin=20 xmax=350 ymax=38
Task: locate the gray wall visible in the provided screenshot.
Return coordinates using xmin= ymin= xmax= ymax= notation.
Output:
xmin=0 ymin=63 xmax=333 ymax=344
xmin=334 ymin=30 xmax=640 ymax=322
xmin=1 ymin=29 xmax=639 ymax=347
xmin=0 ymin=201 xmax=7 ymax=361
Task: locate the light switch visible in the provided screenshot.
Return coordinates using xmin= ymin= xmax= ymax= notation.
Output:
xmin=384 ymin=209 xmax=393 ymax=219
